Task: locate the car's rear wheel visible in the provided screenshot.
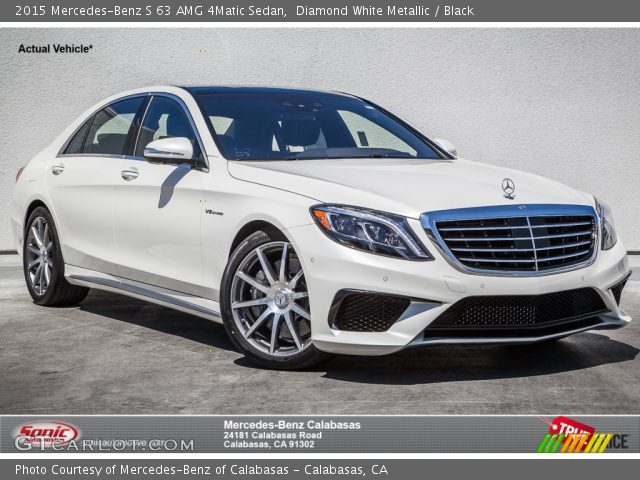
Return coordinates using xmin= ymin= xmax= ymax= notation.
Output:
xmin=23 ymin=207 xmax=89 ymax=306
xmin=221 ymin=230 xmax=329 ymax=369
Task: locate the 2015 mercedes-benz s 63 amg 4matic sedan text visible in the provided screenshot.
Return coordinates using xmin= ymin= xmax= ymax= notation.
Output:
xmin=10 ymin=86 xmax=632 ymax=369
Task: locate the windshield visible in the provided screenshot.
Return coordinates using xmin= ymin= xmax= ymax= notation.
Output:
xmin=192 ymin=92 xmax=442 ymax=161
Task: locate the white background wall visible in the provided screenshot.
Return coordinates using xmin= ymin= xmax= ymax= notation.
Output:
xmin=1 ymin=28 xmax=639 ymax=250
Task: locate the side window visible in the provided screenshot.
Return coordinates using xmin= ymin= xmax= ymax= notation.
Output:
xmin=337 ymin=110 xmax=417 ymax=157
xmin=135 ymin=96 xmax=202 ymax=158
xmin=64 ymin=119 xmax=91 ymax=154
xmin=82 ymin=97 xmax=145 ymax=155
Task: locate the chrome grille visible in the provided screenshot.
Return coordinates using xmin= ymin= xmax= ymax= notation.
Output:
xmin=421 ymin=205 xmax=598 ymax=275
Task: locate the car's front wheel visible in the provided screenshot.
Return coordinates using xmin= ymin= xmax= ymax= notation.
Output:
xmin=221 ymin=230 xmax=329 ymax=369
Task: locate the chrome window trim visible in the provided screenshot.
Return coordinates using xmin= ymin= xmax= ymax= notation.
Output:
xmin=58 ymin=153 xmax=125 ymax=160
xmin=420 ymin=204 xmax=599 ymax=277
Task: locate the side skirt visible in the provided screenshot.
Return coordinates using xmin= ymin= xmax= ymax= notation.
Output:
xmin=65 ymin=264 xmax=222 ymax=323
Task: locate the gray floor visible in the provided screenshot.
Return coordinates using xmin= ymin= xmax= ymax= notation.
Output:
xmin=1 ymin=254 xmax=639 ymax=415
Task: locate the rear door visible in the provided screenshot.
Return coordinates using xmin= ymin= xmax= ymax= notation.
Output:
xmin=47 ymin=95 xmax=147 ymax=275
xmin=113 ymin=94 xmax=211 ymax=297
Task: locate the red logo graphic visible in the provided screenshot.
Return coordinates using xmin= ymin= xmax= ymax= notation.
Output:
xmin=16 ymin=421 xmax=79 ymax=447
xmin=548 ymin=416 xmax=595 ymax=443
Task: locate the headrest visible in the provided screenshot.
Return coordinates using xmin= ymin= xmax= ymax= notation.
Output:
xmin=96 ymin=133 xmax=127 ymax=152
xmin=280 ymin=114 xmax=321 ymax=147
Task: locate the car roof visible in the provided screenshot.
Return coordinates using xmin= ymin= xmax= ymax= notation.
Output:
xmin=180 ymin=85 xmax=356 ymax=98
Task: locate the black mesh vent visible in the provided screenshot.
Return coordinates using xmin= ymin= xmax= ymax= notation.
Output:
xmin=423 ymin=317 xmax=604 ymax=339
xmin=611 ymin=275 xmax=630 ymax=306
xmin=331 ymin=292 xmax=411 ymax=332
xmin=427 ymin=288 xmax=608 ymax=330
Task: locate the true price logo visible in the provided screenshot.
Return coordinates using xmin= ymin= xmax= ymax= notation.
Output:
xmin=537 ymin=416 xmax=623 ymax=453
xmin=549 ymin=416 xmax=595 ymax=441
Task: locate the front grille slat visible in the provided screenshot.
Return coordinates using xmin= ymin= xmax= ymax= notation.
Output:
xmin=535 ymin=240 xmax=592 ymax=251
xmin=433 ymin=209 xmax=596 ymax=274
xmin=458 ymin=257 xmax=537 ymax=263
xmin=451 ymin=239 xmax=592 ymax=253
xmin=533 ymin=230 xmax=593 ymax=240
xmin=439 ymin=225 xmax=529 ymax=231
xmin=444 ymin=236 xmax=533 ymax=242
xmin=537 ymin=250 xmax=592 ymax=262
xmin=452 ymin=247 xmax=535 ymax=252
xmin=530 ymin=221 xmax=592 ymax=228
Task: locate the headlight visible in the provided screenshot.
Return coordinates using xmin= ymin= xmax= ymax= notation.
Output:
xmin=596 ymin=197 xmax=617 ymax=250
xmin=310 ymin=205 xmax=432 ymax=260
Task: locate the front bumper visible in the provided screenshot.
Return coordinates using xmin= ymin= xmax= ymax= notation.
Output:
xmin=285 ymin=219 xmax=632 ymax=356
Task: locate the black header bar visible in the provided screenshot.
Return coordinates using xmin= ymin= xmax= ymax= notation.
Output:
xmin=5 ymin=1 xmax=640 ymax=23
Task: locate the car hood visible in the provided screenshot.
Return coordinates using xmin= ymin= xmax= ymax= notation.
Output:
xmin=227 ymin=158 xmax=594 ymax=219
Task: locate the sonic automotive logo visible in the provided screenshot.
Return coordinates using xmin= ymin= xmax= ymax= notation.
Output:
xmin=537 ymin=416 xmax=628 ymax=453
xmin=14 ymin=421 xmax=80 ymax=449
xmin=13 ymin=421 xmax=195 ymax=451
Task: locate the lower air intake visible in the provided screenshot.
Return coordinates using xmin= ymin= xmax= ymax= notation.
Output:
xmin=611 ymin=275 xmax=630 ymax=306
xmin=427 ymin=287 xmax=608 ymax=330
xmin=330 ymin=291 xmax=410 ymax=332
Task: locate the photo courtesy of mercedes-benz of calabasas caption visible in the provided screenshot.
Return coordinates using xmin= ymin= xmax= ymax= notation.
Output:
xmin=10 ymin=86 xmax=632 ymax=369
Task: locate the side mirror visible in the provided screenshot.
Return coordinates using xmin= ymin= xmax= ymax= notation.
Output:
xmin=144 ymin=137 xmax=196 ymax=165
xmin=433 ymin=138 xmax=457 ymax=157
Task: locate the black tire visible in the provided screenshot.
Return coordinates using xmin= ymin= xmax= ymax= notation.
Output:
xmin=220 ymin=230 xmax=330 ymax=370
xmin=23 ymin=207 xmax=89 ymax=306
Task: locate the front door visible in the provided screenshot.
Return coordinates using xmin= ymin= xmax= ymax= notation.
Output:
xmin=113 ymin=95 xmax=211 ymax=297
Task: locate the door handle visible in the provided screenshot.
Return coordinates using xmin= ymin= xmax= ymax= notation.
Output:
xmin=51 ymin=164 xmax=65 ymax=175
xmin=121 ymin=169 xmax=139 ymax=181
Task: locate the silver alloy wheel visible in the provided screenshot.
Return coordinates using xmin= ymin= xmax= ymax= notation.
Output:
xmin=25 ymin=216 xmax=54 ymax=296
xmin=230 ymin=241 xmax=312 ymax=357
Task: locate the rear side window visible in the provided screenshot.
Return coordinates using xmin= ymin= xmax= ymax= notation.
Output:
xmin=64 ymin=120 xmax=91 ymax=154
xmin=65 ymin=96 xmax=145 ymax=156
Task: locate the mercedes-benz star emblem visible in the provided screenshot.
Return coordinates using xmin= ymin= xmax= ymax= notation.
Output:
xmin=502 ymin=178 xmax=516 ymax=199
xmin=274 ymin=291 xmax=288 ymax=309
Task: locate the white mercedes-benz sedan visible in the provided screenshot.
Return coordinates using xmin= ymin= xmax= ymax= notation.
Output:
xmin=10 ymin=86 xmax=632 ymax=369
